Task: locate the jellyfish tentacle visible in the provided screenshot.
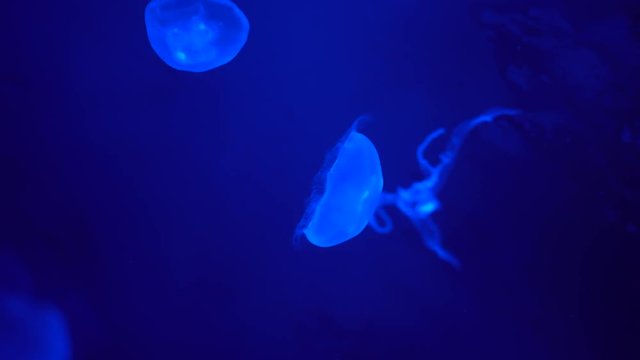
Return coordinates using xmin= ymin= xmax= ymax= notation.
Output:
xmin=431 ymin=108 xmax=522 ymax=192
xmin=391 ymin=109 xmax=520 ymax=266
xmin=414 ymin=218 xmax=461 ymax=269
xmin=370 ymin=206 xmax=393 ymax=234
xmin=416 ymin=128 xmax=446 ymax=176
xmin=379 ymin=191 xmax=397 ymax=206
xmin=369 ymin=192 xmax=396 ymax=234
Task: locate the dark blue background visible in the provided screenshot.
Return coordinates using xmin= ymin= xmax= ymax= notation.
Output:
xmin=1 ymin=0 xmax=638 ymax=359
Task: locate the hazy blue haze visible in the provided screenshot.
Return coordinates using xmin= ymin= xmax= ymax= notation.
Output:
xmin=1 ymin=0 xmax=638 ymax=359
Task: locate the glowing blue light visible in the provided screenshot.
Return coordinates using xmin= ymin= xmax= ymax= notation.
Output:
xmin=295 ymin=117 xmax=384 ymax=247
xmin=0 ymin=293 xmax=71 ymax=360
xmin=145 ymin=0 xmax=250 ymax=72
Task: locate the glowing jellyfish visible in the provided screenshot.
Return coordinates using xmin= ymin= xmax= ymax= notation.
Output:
xmin=144 ymin=0 xmax=250 ymax=72
xmin=295 ymin=117 xmax=384 ymax=247
xmin=296 ymin=109 xmax=520 ymax=268
xmin=0 ymin=293 xmax=71 ymax=360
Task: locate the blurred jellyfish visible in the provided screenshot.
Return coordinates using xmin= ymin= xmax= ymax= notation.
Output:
xmin=145 ymin=0 xmax=250 ymax=72
xmin=296 ymin=109 xmax=520 ymax=268
xmin=0 ymin=293 xmax=71 ymax=360
xmin=295 ymin=117 xmax=384 ymax=247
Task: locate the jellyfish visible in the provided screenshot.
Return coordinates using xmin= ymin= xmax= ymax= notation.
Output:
xmin=296 ymin=109 xmax=520 ymax=268
xmin=144 ymin=0 xmax=250 ymax=72
xmin=295 ymin=117 xmax=384 ymax=247
xmin=0 ymin=293 xmax=71 ymax=360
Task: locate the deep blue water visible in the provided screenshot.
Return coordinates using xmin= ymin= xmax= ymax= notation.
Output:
xmin=1 ymin=0 xmax=639 ymax=359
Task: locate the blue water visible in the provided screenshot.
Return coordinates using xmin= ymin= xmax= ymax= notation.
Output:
xmin=1 ymin=0 xmax=638 ymax=359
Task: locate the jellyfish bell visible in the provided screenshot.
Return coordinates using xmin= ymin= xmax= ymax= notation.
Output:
xmin=0 ymin=293 xmax=72 ymax=360
xmin=144 ymin=0 xmax=250 ymax=72
xmin=296 ymin=118 xmax=384 ymax=248
xmin=0 ymin=254 xmax=71 ymax=359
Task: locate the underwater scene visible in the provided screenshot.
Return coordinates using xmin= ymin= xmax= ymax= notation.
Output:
xmin=1 ymin=0 xmax=638 ymax=359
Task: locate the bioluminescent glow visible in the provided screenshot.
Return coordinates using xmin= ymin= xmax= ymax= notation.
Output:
xmin=0 ymin=293 xmax=71 ymax=360
xmin=295 ymin=117 xmax=384 ymax=248
xmin=145 ymin=0 xmax=250 ymax=72
xmin=296 ymin=109 xmax=520 ymax=268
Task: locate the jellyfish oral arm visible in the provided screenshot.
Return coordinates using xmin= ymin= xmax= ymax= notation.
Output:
xmin=416 ymin=127 xmax=447 ymax=187
xmin=369 ymin=108 xmax=520 ymax=268
xmin=369 ymin=192 xmax=396 ymax=234
xmin=415 ymin=217 xmax=461 ymax=269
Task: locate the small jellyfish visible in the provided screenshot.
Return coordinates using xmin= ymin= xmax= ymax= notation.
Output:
xmin=296 ymin=109 xmax=520 ymax=268
xmin=0 ymin=293 xmax=71 ymax=360
xmin=295 ymin=117 xmax=384 ymax=247
xmin=144 ymin=0 xmax=250 ymax=72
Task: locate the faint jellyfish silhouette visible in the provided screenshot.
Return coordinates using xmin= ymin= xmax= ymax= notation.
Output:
xmin=295 ymin=117 xmax=384 ymax=247
xmin=0 ymin=293 xmax=71 ymax=360
xmin=296 ymin=109 xmax=520 ymax=269
xmin=0 ymin=253 xmax=72 ymax=359
xmin=145 ymin=0 xmax=250 ymax=72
